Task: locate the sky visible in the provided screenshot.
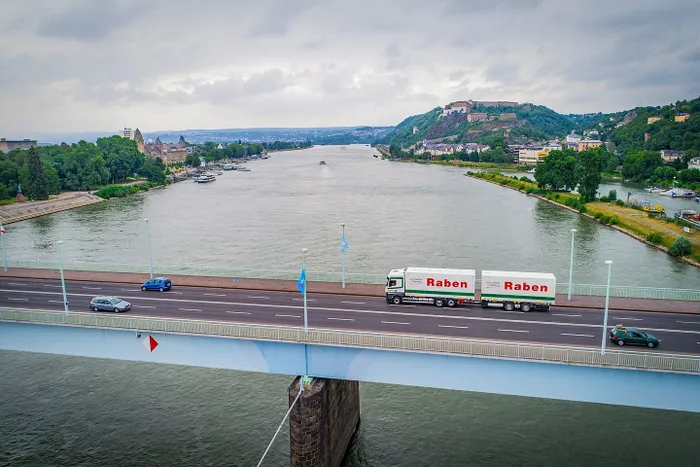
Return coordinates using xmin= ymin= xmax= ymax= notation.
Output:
xmin=2 ymin=0 xmax=700 ymax=136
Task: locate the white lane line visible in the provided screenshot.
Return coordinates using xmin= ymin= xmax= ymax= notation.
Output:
xmin=341 ymin=301 xmax=366 ymax=305
xmin=121 ymin=289 xmax=140 ymax=292
xmin=553 ymin=313 xmax=582 ymax=317
xmin=248 ymin=296 xmax=270 ymax=300
xmin=82 ymin=287 xmax=102 ymax=290
xmin=327 ymin=317 xmax=355 ymax=321
xmin=8 ymin=282 xmax=27 ymax=286
xmin=44 ymin=285 xmax=62 ymax=288
xmin=203 ymin=293 xmax=226 ymax=297
xmin=678 ymin=321 xmax=700 ymax=325
xmin=226 ymin=311 xmax=251 ymax=315
xmin=292 ymin=298 xmax=315 ymax=302
xmin=381 ymin=321 xmax=410 ymax=325
xmin=561 ymin=333 xmax=595 ymax=338
xmin=136 ymin=305 xmax=156 ymax=309
xmin=613 ymin=317 xmax=642 ymax=321
xmin=7 ymin=288 xmax=699 ymax=336
xmin=438 ymin=324 xmax=469 ymax=329
xmin=276 ymin=314 xmax=301 ymax=318
xmin=8 ymin=298 xmax=28 ymax=301
xmin=48 ymin=300 xmax=65 ymax=303
xmin=178 ymin=307 xmax=202 ymax=312
xmin=169 ymin=292 xmax=183 ymax=295
xmin=390 ymin=304 xmax=416 ymax=308
xmin=498 ymin=329 xmax=529 ymax=333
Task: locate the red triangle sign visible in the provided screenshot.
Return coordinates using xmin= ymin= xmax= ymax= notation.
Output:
xmin=148 ymin=335 xmax=159 ymax=352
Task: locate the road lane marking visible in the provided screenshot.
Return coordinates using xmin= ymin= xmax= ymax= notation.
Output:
xmin=226 ymin=311 xmax=251 ymax=315
xmin=203 ymin=293 xmax=226 ymax=297
xmin=678 ymin=321 xmax=700 ymax=325
xmin=248 ymin=296 xmax=270 ymax=300
xmin=276 ymin=314 xmax=301 ymax=318
xmin=327 ymin=317 xmax=355 ymax=321
xmin=169 ymin=292 xmax=183 ymax=295
xmin=48 ymin=300 xmax=65 ymax=303
xmin=122 ymin=289 xmax=140 ymax=292
xmin=8 ymin=282 xmax=27 ymax=286
xmin=381 ymin=321 xmax=410 ymax=325
xmin=613 ymin=317 xmax=642 ymax=321
xmin=438 ymin=324 xmax=469 ymax=329
xmin=292 ymin=298 xmax=315 ymax=302
xmin=5 ymin=289 xmax=698 ymax=336
xmin=498 ymin=329 xmax=529 ymax=333
xmin=135 ymin=305 xmax=156 ymax=309
xmin=553 ymin=313 xmax=582 ymax=317
xmin=82 ymin=287 xmax=102 ymax=290
xmin=44 ymin=285 xmax=62 ymax=288
xmin=8 ymin=298 xmax=28 ymax=301
xmin=390 ymin=304 xmax=416 ymax=308
xmin=341 ymin=301 xmax=366 ymax=305
xmin=561 ymin=333 xmax=594 ymax=338
xmin=178 ymin=307 xmax=202 ymax=312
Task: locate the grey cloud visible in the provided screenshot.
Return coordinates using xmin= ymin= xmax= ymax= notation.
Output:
xmin=443 ymin=0 xmax=544 ymax=15
xmin=36 ymin=0 xmax=144 ymax=40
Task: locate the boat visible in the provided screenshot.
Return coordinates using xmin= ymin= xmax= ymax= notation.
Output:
xmin=194 ymin=173 xmax=216 ymax=183
xmin=660 ymin=188 xmax=696 ymax=198
xmin=216 ymin=171 xmax=223 ymax=175
xmin=527 ymin=168 xmax=535 ymax=174
xmin=319 ymin=161 xmax=326 ymax=165
xmin=237 ymin=166 xmax=251 ymax=172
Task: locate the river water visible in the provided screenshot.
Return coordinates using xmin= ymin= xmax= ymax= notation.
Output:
xmin=2 ymin=145 xmax=699 ymax=466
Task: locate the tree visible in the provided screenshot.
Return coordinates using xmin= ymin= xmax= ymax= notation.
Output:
xmin=669 ymin=237 xmax=692 ymax=257
xmin=534 ymin=149 xmax=576 ymax=191
xmin=25 ymin=147 xmax=49 ymax=200
xmin=575 ymin=148 xmax=607 ymax=202
xmin=649 ymin=166 xmax=677 ymax=182
xmin=678 ymin=168 xmax=700 ymax=184
xmin=621 ymin=150 xmax=664 ymax=182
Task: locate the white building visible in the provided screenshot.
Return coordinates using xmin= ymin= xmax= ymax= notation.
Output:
xmin=518 ymin=148 xmax=546 ymax=164
xmin=687 ymin=157 xmax=700 ymax=169
xmin=118 ymin=127 xmax=134 ymax=140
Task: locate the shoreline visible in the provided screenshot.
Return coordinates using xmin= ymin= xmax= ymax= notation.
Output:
xmin=0 ymin=192 xmax=105 ymax=225
xmin=465 ymin=173 xmax=700 ymax=269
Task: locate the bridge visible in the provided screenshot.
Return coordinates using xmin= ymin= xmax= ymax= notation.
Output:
xmin=2 ymin=268 xmax=700 ymax=466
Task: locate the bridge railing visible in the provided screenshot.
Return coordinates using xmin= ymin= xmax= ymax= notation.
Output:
xmin=2 ymin=309 xmax=699 ymax=374
xmin=5 ymin=259 xmax=700 ymax=301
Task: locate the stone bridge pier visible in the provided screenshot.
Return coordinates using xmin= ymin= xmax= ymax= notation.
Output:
xmin=288 ymin=377 xmax=360 ymax=467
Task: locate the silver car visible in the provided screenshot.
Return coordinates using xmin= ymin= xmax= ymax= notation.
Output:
xmin=89 ymin=296 xmax=131 ymax=312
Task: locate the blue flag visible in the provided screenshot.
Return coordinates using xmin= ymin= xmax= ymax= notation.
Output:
xmin=297 ymin=267 xmax=306 ymax=294
xmin=341 ymin=234 xmax=349 ymax=252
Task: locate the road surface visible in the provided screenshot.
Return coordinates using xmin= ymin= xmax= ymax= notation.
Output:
xmin=1 ymin=277 xmax=699 ymax=354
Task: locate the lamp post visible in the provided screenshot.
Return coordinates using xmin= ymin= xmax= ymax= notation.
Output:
xmin=601 ymin=260 xmax=613 ymax=354
xmin=301 ymin=248 xmax=311 ymax=389
xmin=56 ymin=240 xmax=69 ymax=315
xmin=341 ymin=223 xmax=346 ymax=289
xmin=567 ymin=229 xmax=577 ymax=300
xmin=144 ymin=218 xmax=153 ymax=278
xmin=0 ymin=215 xmax=7 ymax=272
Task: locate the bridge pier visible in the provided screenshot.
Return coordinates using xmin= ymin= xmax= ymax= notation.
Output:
xmin=288 ymin=376 xmax=360 ymax=467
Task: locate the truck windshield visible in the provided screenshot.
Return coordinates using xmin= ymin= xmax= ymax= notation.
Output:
xmin=387 ymin=279 xmax=397 ymax=287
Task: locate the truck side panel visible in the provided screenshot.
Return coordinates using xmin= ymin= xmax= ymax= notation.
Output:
xmin=405 ymin=269 xmax=476 ymax=298
xmin=480 ymin=270 xmax=556 ymax=303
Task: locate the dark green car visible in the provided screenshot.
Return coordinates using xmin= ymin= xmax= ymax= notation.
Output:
xmin=609 ymin=325 xmax=660 ymax=348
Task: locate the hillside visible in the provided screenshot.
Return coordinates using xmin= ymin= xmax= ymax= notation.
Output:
xmin=376 ymin=101 xmax=605 ymax=148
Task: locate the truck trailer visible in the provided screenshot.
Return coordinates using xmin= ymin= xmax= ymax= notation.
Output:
xmin=480 ymin=270 xmax=556 ymax=312
xmin=385 ymin=267 xmax=476 ymax=307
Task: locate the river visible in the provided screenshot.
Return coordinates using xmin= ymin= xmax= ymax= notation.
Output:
xmin=1 ymin=145 xmax=699 ymax=466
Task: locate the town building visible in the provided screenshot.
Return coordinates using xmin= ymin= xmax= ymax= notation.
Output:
xmin=412 ymin=126 xmax=419 ymax=134
xmin=467 ymin=112 xmax=488 ymax=123
xmin=647 ymin=116 xmax=662 ymax=124
xmin=141 ymin=135 xmax=188 ymax=163
xmin=0 ymin=137 xmax=38 ymax=153
xmin=118 ymin=127 xmax=134 ymax=139
xmin=576 ymin=139 xmax=603 ymax=151
xmin=565 ymin=132 xmax=582 ymax=145
xmin=688 ymin=157 xmax=700 ymax=169
xmin=659 ymin=149 xmax=684 ymax=162
xmin=499 ymin=113 xmax=517 ymax=121
xmin=675 ymin=113 xmax=690 ymax=123
xmin=518 ymin=147 xmax=547 ymax=164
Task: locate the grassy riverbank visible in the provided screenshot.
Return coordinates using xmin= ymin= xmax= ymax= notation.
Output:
xmin=95 ymin=181 xmax=165 ymax=199
xmin=467 ymin=171 xmax=700 ymax=266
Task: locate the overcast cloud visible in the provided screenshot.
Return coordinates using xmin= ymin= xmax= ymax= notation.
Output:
xmin=1 ymin=0 xmax=699 ymax=135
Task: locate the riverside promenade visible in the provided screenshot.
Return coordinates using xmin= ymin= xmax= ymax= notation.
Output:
xmin=0 ymin=192 xmax=103 ymax=224
xmin=1 ymin=268 xmax=698 ymax=314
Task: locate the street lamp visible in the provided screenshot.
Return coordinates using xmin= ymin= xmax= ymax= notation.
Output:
xmin=601 ymin=260 xmax=613 ymax=354
xmin=144 ymin=218 xmax=153 ymax=278
xmin=301 ymin=247 xmax=311 ymax=389
xmin=567 ymin=229 xmax=577 ymax=300
xmin=340 ymin=223 xmax=346 ymax=289
xmin=0 ymin=215 xmax=7 ymax=272
xmin=56 ymin=240 xmax=69 ymax=315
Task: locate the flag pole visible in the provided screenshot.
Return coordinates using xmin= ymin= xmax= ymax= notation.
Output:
xmin=0 ymin=216 xmax=7 ymax=272
xmin=341 ymin=223 xmax=346 ymax=289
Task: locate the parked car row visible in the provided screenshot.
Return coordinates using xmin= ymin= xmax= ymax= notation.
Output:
xmin=89 ymin=277 xmax=172 ymax=313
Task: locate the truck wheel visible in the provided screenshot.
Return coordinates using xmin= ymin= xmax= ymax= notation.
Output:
xmin=504 ymin=302 xmax=515 ymax=311
xmin=435 ymin=298 xmax=444 ymax=307
xmin=391 ymin=296 xmax=402 ymax=305
xmin=520 ymin=303 xmax=531 ymax=312
xmin=480 ymin=300 xmax=488 ymax=308
xmin=446 ymin=299 xmax=456 ymax=307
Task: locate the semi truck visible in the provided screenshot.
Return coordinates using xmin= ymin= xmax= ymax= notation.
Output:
xmin=385 ymin=267 xmax=556 ymax=312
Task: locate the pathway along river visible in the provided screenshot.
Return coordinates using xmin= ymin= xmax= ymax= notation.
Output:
xmin=1 ymin=145 xmax=699 ymax=466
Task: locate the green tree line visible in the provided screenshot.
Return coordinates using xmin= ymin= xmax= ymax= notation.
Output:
xmin=0 ymin=136 xmax=165 ymax=201
xmin=183 ymin=140 xmax=312 ymax=166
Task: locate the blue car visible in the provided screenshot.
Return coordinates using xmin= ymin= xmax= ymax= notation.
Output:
xmin=141 ymin=277 xmax=172 ymax=292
